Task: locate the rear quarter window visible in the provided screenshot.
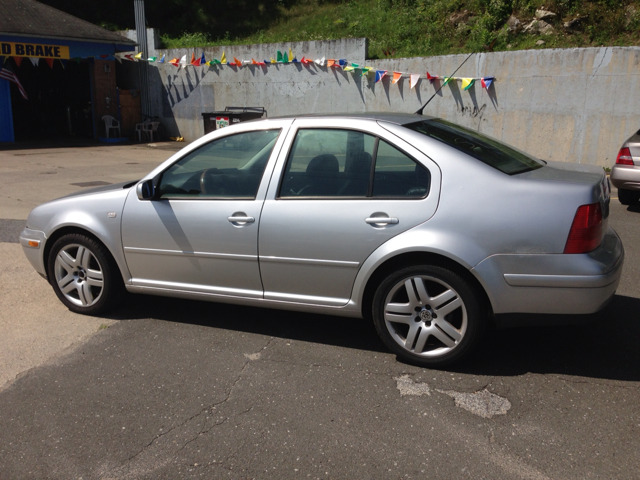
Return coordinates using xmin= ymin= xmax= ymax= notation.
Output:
xmin=405 ymin=119 xmax=544 ymax=175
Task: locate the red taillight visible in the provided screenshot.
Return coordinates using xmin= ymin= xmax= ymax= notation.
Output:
xmin=616 ymin=147 xmax=634 ymax=165
xmin=564 ymin=203 xmax=603 ymax=254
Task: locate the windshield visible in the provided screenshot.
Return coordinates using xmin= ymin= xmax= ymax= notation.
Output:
xmin=405 ymin=119 xmax=544 ymax=175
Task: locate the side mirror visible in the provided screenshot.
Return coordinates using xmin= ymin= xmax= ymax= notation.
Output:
xmin=136 ymin=179 xmax=155 ymax=200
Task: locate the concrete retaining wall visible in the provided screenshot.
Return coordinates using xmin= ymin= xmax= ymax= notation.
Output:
xmin=141 ymin=38 xmax=640 ymax=167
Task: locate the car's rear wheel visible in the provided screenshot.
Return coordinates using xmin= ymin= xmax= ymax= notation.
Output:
xmin=47 ymin=233 xmax=123 ymax=315
xmin=372 ymin=265 xmax=485 ymax=367
xmin=618 ymin=188 xmax=640 ymax=205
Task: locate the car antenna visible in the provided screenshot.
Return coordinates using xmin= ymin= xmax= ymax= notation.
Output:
xmin=414 ymin=51 xmax=475 ymax=115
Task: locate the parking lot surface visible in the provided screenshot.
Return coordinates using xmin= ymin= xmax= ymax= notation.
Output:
xmin=0 ymin=143 xmax=639 ymax=479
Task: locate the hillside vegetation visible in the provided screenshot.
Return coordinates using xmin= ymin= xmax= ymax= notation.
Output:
xmin=161 ymin=0 xmax=640 ymax=58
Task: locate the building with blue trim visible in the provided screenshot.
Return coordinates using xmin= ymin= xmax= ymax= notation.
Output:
xmin=0 ymin=0 xmax=136 ymax=142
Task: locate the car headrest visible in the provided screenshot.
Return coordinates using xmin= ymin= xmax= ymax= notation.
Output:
xmin=307 ymin=154 xmax=339 ymax=176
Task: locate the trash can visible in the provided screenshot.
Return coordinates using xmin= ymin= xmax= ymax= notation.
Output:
xmin=201 ymin=107 xmax=266 ymax=135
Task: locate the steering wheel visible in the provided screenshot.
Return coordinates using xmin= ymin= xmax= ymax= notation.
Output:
xmin=200 ymin=169 xmax=239 ymax=196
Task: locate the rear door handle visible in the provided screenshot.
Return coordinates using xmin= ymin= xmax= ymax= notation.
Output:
xmin=365 ymin=217 xmax=398 ymax=225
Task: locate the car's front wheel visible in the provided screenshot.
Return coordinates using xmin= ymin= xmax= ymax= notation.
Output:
xmin=372 ymin=265 xmax=486 ymax=367
xmin=47 ymin=233 xmax=123 ymax=315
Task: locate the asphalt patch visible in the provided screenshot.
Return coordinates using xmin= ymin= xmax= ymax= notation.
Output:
xmin=0 ymin=219 xmax=26 ymax=243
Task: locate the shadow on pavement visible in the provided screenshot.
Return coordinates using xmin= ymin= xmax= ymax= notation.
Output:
xmin=107 ymin=292 xmax=640 ymax=381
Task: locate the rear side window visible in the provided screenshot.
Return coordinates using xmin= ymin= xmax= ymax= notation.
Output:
xmin=405 ymin=119 xmax=543 ymax=175
xmin=373 ymin=140 xmax=430 ymax=197
xmin=278 ymin=128 xmax=430 ymax=199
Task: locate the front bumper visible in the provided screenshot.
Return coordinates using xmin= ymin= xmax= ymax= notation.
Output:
xmin=19 ymin=228 xmax=47 ymax=278
xmin=472 ymin=227 xmax=624 ymax=315
xmin=611 ymin=164 xmax=640 ymax=190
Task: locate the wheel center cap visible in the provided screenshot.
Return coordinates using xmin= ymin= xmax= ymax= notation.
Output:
xmin=420 ymin=309 xmax=433 ymax=322
xmin=78 ymin=269 xmax=86 ymax=280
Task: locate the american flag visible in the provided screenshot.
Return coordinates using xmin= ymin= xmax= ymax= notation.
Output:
xmin=0 ymin=65 xmax=28 ymax=100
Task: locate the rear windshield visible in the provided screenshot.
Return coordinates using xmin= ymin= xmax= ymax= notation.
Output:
xmin=405 ymin=119 xmax=544 ymax=175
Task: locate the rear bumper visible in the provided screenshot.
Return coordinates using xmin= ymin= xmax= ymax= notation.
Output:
xmin=472 ymin=227 xmax=624 ymax=315
xmin=611 ymin=164 xmax=640 ymax=190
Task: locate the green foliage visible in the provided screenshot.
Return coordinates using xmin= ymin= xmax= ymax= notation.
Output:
xmin=40 ymin=0 xmax=640 ymax=57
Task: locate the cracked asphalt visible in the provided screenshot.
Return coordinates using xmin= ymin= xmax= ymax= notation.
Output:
xmin=1 ymin=144 xmax=639 ymax=479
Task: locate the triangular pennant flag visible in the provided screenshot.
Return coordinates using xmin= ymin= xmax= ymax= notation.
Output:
xmin=350 ymin=63 xmax=359 ymax=68
xmin=124 ymin=54 xmax=134 ymax=61
xmin=190 ymin=52 xmax=196 ymax=65
xmin=277 ymin=51 xmax=283 ymax=62
xmin=46 ymin=58 xmax=54 ymax=69
xmin=13 ymin=57 xmax=23 ymax=67
xmin=314 ymin=57 xmax=325 ymax=66
xmin=114 ymin=55 xmax=122 ymax=63
xmin=375 ymin=70 xmax=387 ymax=83
xmin=233 ymin=57 xmax=242 ymax=67
xmin=243 ymin=60 xmax=251 ymax=65
xmin=343 ymin=66 xmax=355 ymax=72
xmin=158 ymin=54 xmax=165 ymax=64
xmin=221 ymin=51 xmax=227 ymax=64
xmin=392 ymin=71 xmax=402 ymax=84
xmin=100 ymin=54 xmax=109 ymax=59
xmin=29 ymin=57 xmax=39 ymax=66
xmin=200 ymin=53 xmax=206 ymax=65
xmin=410 ymin=73 xmax=420 ymax=89
xmin=443 ymin=77 xmax=451 ymax=86
xmin=426 ymin=71 xmax=437 ymax=81
xmin=169 ymin=57 xmax=179 ymax=65
xmin=327 ymin=59 xmax=335 ymax=67
xmin=338 ymin=59 xmax=347 ymax=67
xmin=193 ymin=55 xmax=201 ymax=67
xmin=301 ymin=56 xmax=312 ymax=65
xmin=292 ymin=57 xmax=299 ymax=63
xmin=481 ymin=77 xmax=494 ymax=89
xmin=252 ymin=58 xmax=259 ymax=65
xmin=179 ymin=55 xmax=188 ymax=67
xmin=360 ymin=66 xmax=372 ymax=77
xmin=59 ymin=59 xmax=67 ymax=68
xmin=461 ymin=78 xmax=475 ymax=91
xmin=134 ymin=52 xmax=144 ymax=60
xmin=147 ymin=56 xmax=157 ymax=62
xmin=288 ymin=48 xmax=293 ymax=62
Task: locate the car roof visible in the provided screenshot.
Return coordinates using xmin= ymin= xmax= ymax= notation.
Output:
xmin=264 ymin=112 xmax=435 ymax=125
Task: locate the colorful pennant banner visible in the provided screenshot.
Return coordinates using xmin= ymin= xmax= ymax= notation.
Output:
xmin=107 ymin=48 xmax=495 ymax=91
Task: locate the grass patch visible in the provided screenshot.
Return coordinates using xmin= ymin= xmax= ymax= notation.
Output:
xmin=160 ymin=0 xmax=640 ymax=57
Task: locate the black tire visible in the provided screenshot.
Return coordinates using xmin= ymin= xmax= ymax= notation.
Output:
xmin=47 ymin=233 xmax=124 ymax=315
xmin=372 ymin=265 xmax=486 ymax=368
xmin=618 ymin=188 xmax=639 ymax=205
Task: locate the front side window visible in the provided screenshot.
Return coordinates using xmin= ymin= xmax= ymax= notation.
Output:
xmin=279 ymin=129 xmax=430 ymax=199
xmin=158 ymin=129 xmax=280 ymax=199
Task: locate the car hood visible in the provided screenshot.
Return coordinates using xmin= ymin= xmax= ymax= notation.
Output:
xmin=59 ymin=180 xmax=138 ymax=200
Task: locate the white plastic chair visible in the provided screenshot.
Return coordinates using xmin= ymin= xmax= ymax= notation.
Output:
xmin=135 ymin=119 xmax=150 ymax=142
xmin=102 ymin=115 xmax=121 ymax=138
xmin=142 ymin=121 xmax=160 ymax=142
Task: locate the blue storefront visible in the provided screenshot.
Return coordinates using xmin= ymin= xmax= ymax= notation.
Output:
xmin=0 ymin=15 xmax=136 ymax=142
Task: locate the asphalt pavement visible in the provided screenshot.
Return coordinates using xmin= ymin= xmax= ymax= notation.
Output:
xmin=0 ymin=142 xmax=639 ymax=479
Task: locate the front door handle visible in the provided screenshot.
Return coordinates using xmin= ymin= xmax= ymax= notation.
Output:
xmin=365 ymin=217 xmax=398 ymax=225
xmin=228 ymin=215 xmax=255 ymax=224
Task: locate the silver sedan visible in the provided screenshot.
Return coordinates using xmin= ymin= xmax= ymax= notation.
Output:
xmin=20 ymin=113 xmax=624 ymax=367
xmin=611 ymin=130 xmax=640 ymax=205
